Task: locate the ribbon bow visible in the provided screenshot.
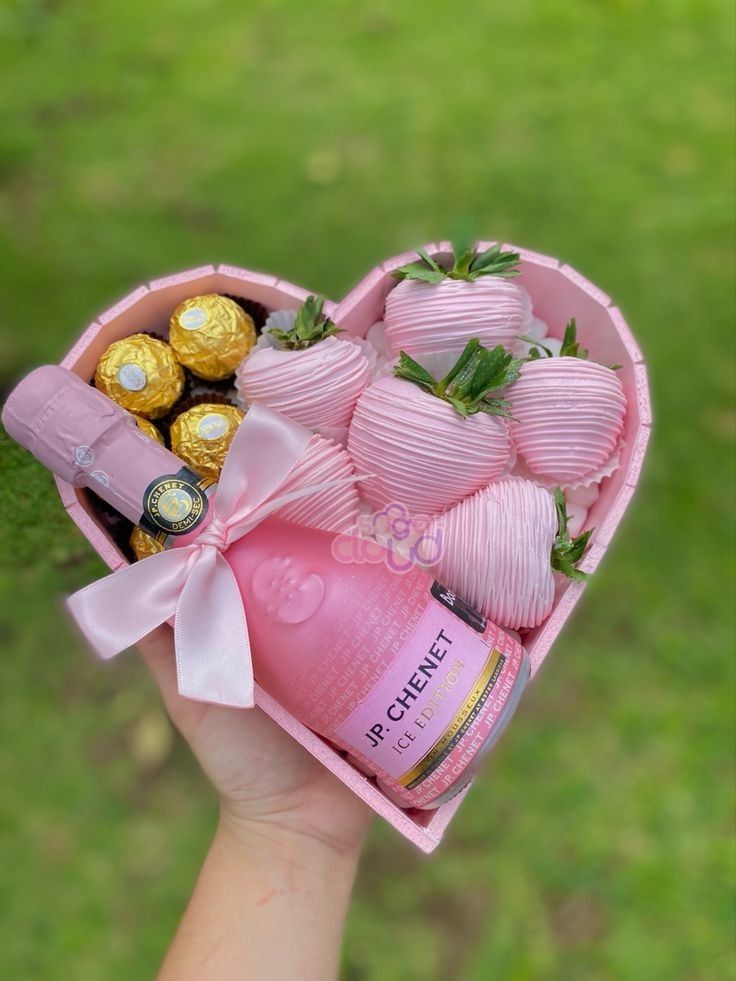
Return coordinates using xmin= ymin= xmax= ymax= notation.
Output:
xmin=67 ymin=404 xmax=360 ymax=708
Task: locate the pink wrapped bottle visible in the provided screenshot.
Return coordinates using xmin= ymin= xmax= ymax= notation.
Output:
xmin=4 ymin=366 xmax=529 ymax=809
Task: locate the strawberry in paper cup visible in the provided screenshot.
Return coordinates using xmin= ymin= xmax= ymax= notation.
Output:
xmin=383 ymin=240 xmax=531 ymax=363
xmin=429 ymin=479 xmax=590 ymax=629
xmin=235 ymin=295 xmax=370 ymax=435
xmin=348 ymin=338 xmax=519 ymax=515
xmin=508 ymin=320 xmax=627 ymax=487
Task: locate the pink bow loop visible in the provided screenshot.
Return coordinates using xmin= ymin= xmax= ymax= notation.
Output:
xmin=66 ymin=404 xmax=358 ymax=709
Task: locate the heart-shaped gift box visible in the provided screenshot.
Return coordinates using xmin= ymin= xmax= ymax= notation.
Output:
xmin=52 ymin=244 xmax=651 ymax=852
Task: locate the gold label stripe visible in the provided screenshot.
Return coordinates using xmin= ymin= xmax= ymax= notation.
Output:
xmin=398 ymin=648 xmax=505 ymax=789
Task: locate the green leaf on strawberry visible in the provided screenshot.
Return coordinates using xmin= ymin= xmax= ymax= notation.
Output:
xmin=268 ymin=295 xmax=342 ymax=351
xmin=559 ymin=319 xmax=589 ymax=359
xmin=467 ymin=243 xmax=521 ymax=278
xmin=518 ymin=337 xmax=554 ymax=359
xmin=393 ymin=243 xmax=521 ymax=283
xmin=522 ymin=319 xmax=590 ymax=361
xmin=550 ymin=487 xmax=592 ymax=580
xmin=395 ymin=338 xmax=522 ymax=418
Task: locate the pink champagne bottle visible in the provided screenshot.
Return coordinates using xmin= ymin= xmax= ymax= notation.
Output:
xmin=3 ymin=365 xmax=529 ymax=809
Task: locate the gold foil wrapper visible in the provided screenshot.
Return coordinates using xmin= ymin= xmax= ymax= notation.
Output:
xmin=170 ymin=403 xmax=245 ymax=480
xmin=169 ymin=295 xmax=256 ymax=381
xmin=130 ymin=526 xmax=165 ymax=561
xmin=132 ymin=414 xmax=165 ymax=444
xmin=94 ymin=334 xmax=184 ymax=419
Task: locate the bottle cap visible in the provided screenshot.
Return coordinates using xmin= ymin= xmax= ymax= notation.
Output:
xmin=3 ymin=366 xmax=129 ymax=485
xmin=3 ymin=365 xmax=185 ymax=525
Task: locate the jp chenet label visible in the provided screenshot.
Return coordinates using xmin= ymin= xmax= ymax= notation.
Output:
xmin=139 ymin=466 xmax=212 ymax=540
xmin=336 ymin=589 xmax=508 ymax=788
xmin=398 ymin=648 xmax=504 ymax=790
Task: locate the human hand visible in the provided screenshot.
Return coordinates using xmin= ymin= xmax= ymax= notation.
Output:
xmin=138 ymin=625 xmax=371 ymax=979
xmin=137 ymin=624 xmax=372 ymax=857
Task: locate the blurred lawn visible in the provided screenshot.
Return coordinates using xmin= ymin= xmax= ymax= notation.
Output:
xmin=0 ymin=1 xmax=734 ymax=978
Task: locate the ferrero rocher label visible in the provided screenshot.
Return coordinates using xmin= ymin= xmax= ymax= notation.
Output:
xmin=170 ymin=403 xmax=245 ymax=480
xmin=130 ymin=526 xmax=165 ymax=561
xmin=169 ymin=295 xmax=256 ymax=381
xmin=132 ymin=414 xmax=165 ymax=444
xmin=94 ymin=334 xmax=184 ymax=419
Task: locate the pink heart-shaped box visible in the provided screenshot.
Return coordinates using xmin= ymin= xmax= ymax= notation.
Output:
xmin=54 ymin=247 xmax=651 ymax=852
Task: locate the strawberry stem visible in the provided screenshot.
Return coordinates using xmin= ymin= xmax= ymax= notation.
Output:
xmin=524 ymin=319 xmax=590 ymax=361
xmin=267 ymin=295 xmax=341 ymax=351
xmin=551 ymin=487 xmax=591 ymax=580
xmin=394 ymin=338 xmax=522 ymax=418
xmin=393 ymin=243 xmax=521 ymax=284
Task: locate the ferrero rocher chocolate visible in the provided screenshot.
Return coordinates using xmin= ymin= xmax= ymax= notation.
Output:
xmin=170 ymin=403 xmax=245 ymax=480
xmin=94 ymin=334 xmax=184 ymax=419
xmin=130 ymin=527 xmax=165 ymax=561
xmin=169 ymin=295 xmax=256 ymax=381
xmin=132 ymin=414 xmax=165 ymax=444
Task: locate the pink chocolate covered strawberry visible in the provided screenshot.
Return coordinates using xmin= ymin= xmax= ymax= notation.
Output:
xmin=275 ymin=432 xmax=361 ymax=534
xmin=430 ymin=480 xmax=590 ymax=629
xmin=348 ymin=339 xmax=518 ymax=515
xmin=235 ymin=295 xmax=370 ymax=436
xmin=384 ymin=241 xmax=530 ymax=362
xmin=508 ymin=320 xmax=627 ymax=487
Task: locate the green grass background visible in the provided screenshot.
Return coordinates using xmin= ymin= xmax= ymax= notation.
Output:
xmin=0 ymin=1 xmax=734 ymax=977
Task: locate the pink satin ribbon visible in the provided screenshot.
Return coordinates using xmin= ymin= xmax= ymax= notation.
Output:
xmin=67 ymin=404 xmax=361 ymax=709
